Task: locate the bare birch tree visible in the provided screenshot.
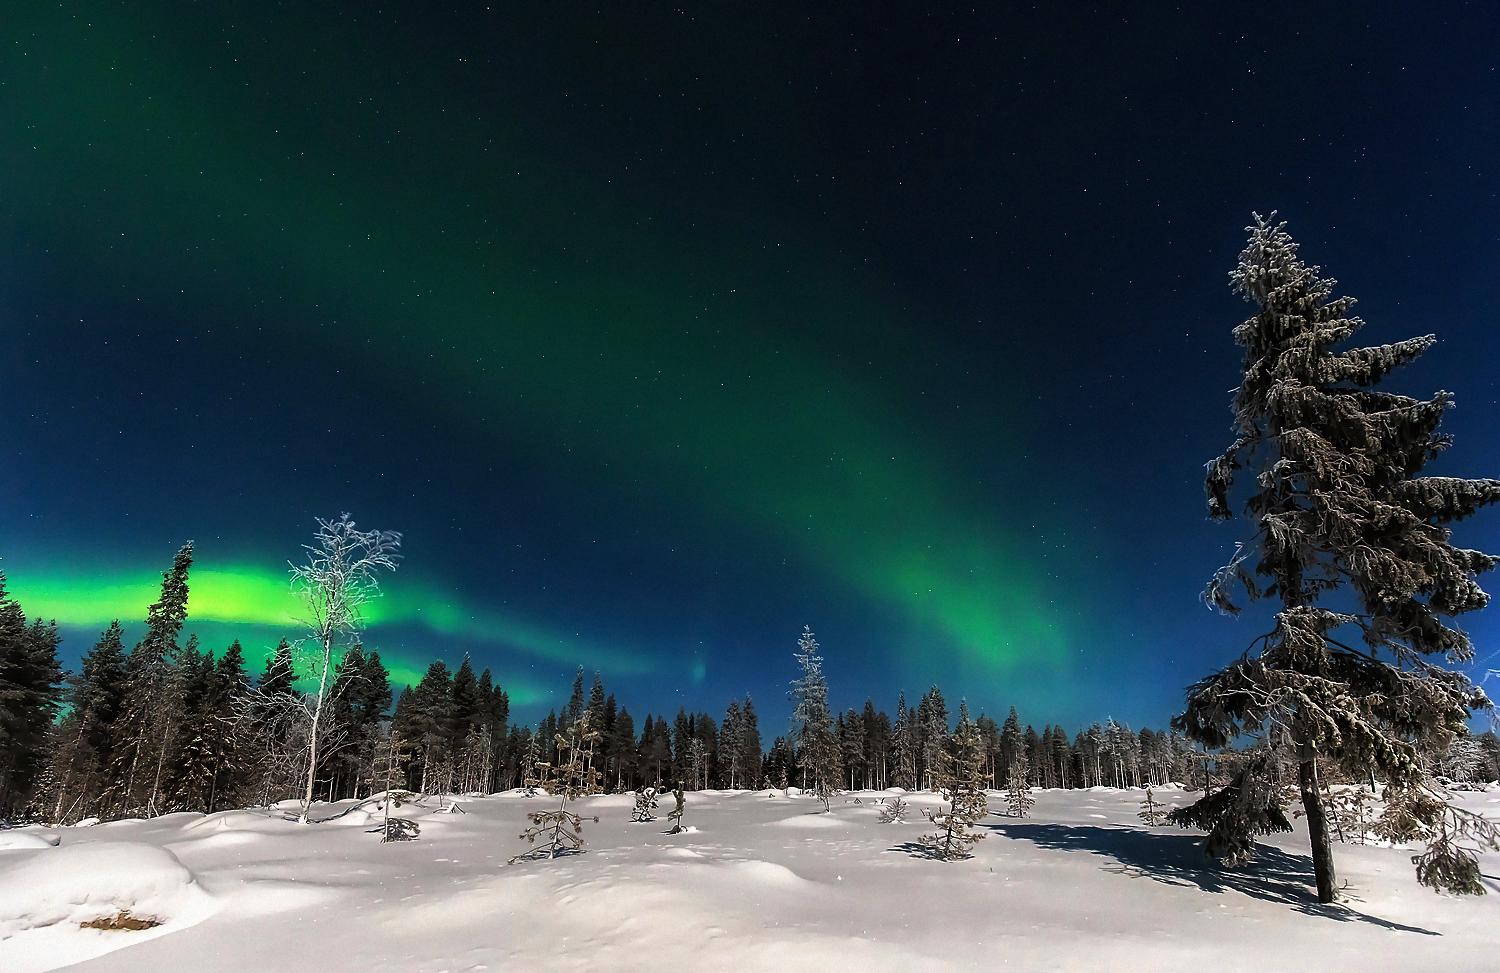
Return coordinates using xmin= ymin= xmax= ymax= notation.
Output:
xmin=291 ymin=514 xmax=401 ymax=823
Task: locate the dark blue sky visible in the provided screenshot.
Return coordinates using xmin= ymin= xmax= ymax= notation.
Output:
xmin=3 ymin=3 xmax=1498 ymax=731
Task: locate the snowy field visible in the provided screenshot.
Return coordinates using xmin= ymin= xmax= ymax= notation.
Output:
xmin=2 ymin=785 xmax=1497 ymax=973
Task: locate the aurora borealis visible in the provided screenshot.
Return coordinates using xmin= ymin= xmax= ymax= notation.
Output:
xmin=4 ymin=4 xmax=1499 ymax=728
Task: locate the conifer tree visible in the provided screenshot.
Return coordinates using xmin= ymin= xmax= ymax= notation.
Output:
xmin=788 ymin=626 xmax=841 ymax=810
xmin=511 ymin=712 xmax=602 ymax=861
xmin=1005 ymin=751 xmax=1035 ymax=818
xmin=1175 ymin=215 xmax=1499 ymax=901
xmin=105 ymin=542 xmax=193 ymax=817
xmin=45 ymin=621 xmax=126 ymax=821
xmin=0 ymin=575 xmax=63 ymax=819
xmin=410 ymin=661 xmax=455 ymax=794
xmin=999 ymin=707 xmax=1022 ymax=784
xmin=722 ymin=700 xmax=744 ymax=788
xmin=665 ymin=782 xmax=687 ymax=834
xmin=891 ymin=692 xmax=916 ymax=789
xmin=738 ymin=695 xmax=762 ymax=789
xmin=565 ymin=667 xmax=586 ymax=729
xmin=631 ymin=784 xmax=659 ymax=822
xmin=1138 ymin=787 xmax=1168 ymax=827
xmin=610 ymin=705 xmax=637 ymax=791
xmin=920 ymin=718 xmax=988 ymax=860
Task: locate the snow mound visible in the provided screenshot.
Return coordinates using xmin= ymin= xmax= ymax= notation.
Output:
xmin=0 ymin=832 xmax=59 ymax=852
xmin=322 ymin=808 xmax=380 ymax=827
xmin=585 ymin=793 xmax=638 ymax=808
xmin=179 ymin=809 xmax=275 ymax=833
xmin=772 ymin=814 xmax=843 ymax=828
xmin=719 ymin=859 xmax=808 ymax=887
xmin=0 ymin=841 xmax=214 ymax=940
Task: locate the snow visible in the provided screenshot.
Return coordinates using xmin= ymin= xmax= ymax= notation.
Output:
xmin=0 ymin=841 xmax=215 ymax=973
xmin=0 ymin=787 xmax=1495 ymax=972
xmin=0 ymin=831 xmax=60 ymax=852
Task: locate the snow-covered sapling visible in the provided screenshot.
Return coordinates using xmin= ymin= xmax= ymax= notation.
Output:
xmin=1005 ymin=753 xmax=1034 ymax=818
xmin=1138 ymin=787 xmax=1167 ymax=827
xmin=1168 ymin=750 xmax=1290 ymax=866
xmin=666 ymin=783 xmax=687 ymax=834
xmin=371 ymin=788 xmax=421 ymax=842
xmin=919 ymin=723 xmax=988 ymax=860
xmin=510 ymin=712 xmax=602 ymax=862
xmin=878 ymin=797 xmax=908 ymax=824
xmin=631 ymin=785 xmax=659 ymax=822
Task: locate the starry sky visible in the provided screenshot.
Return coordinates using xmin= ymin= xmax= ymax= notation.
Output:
xmin=4 ymin=3 xmax=1498 ymax=730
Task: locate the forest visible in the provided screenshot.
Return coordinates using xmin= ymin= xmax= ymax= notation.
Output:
xmin=3 ymin=546 xmax=1498 ymax=830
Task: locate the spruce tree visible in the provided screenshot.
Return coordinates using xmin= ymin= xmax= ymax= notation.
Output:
xmin=891 ymin=693 xmax=916 ymax=789
xmin=1175 ymin=215 xmax=1499 ymax=901
xmin=45 ymin=621 xmax=126 ymax=821
xmin=0 ymin=575 xmax=63 ymax=819
xmin=105 ymin=542 xmax=193 ymax=817
xmin=410 ymin=661 xmax=455 ymax=793
xmin=789 ymin=626 xmax=841 ymax=810
xmin=738 ymin=695 xmax=762 ymax=789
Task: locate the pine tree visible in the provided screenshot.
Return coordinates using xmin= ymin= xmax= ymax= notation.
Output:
xmin=722 ymin=700 xmax=744 ymax=788
xmin=1005 ymin=751 xmax=1035 ymax=818
xmin=247 ymin=638 xmax=306 ymax=806
xmin=45 ymin=621 xmax=126 ymax=822
xmin=565 ymin=667 xmax=585 ymax=729
xmin=0 ymin=575 xmax=63 ymax=819
xmin=665 ymin=782 xmax=687 ymax=834
xmin=631 ymin=784 xmax=659 ymax=822
xmin=449 ymin=656 xmax=483 ymax=792
xmin=1138 ymin=787 xmax=1168 ymax=827
xmin=410 ymin=661 xmax=455 ymax=794
xmin=920 ymin=717 xmax=988 ymax=860
xmin=891 ymin=693 xmax=916 ymax=790
xmin=511 ymin=712 xmax=602 ymax=861
xmin=999 ymin=707 xmax=1022 ymax=784
xmin=105 ymin=542 xmax=193 ymax=818
xmin=738 ymin=696 xmax=763 ymax=789
xmin=1175 ymin=216 xmax=1499 ymax=901
xmin=788 ymin=626 xmax=841 ymax=810
xmin=916 ymin=687 xmax=949 ymax=789
xmin=609 ymin=705 xmax=637 ymax=791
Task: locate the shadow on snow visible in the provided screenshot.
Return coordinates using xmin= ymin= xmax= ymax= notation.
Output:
xmin=990 ymin=822 xmax=1438 ymax=935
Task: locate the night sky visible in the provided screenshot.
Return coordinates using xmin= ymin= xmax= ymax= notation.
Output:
xmin=4 ymin=4 xmax=1498 ymax=731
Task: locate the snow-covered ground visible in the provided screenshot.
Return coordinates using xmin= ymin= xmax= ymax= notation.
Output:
xmin=1 ymin=785 xmax=1496 ymax=972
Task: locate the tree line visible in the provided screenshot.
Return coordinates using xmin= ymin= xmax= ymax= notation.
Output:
xmin=1 ymin=550 xmax=1241 ymax=824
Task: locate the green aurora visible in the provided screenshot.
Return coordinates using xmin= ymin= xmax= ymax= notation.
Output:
xmin=4 ymin=559 xmax=661 ymax=704
xmin=7 ymin=5 xmax=1086 ymax=694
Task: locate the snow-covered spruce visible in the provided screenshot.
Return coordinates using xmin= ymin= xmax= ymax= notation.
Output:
xmin=1176 ymin=215 xmax=1500 ymax=901
xmin=788 ymin=626 xmax=841 ymax=812
xmin=1005 ymin=753 xmax=1035 ymax=819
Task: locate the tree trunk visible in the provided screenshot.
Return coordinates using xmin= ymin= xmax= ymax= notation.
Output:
xmin=301 ymin=633 xmax=334 ymax=823
xmin=1299 ymin=759 xmax=1338 ymax=903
